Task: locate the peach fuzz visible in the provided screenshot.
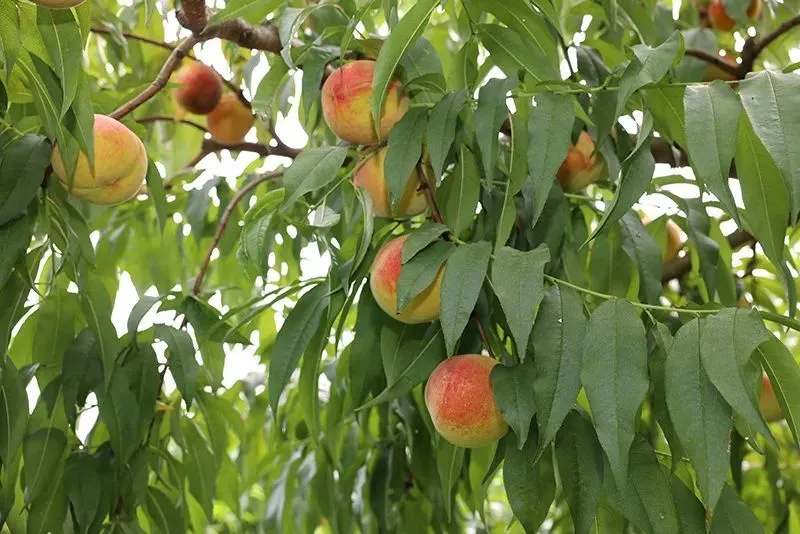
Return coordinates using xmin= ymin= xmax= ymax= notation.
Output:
xmin=760 ymin=374 xmax=783 ymax=422
xmin=51 ymin=115 xmax=147 ymax=206
xmin=353 ymin=148 xmax=427 ymax=219
xmin=172 ymin=63 xmax=222 ymax=115
xmin=30 ymin=0 xmax=86 ymax=7
xmin=370 ymin=236 xmax=443 ymax=324
xmin=708 ymin=0 xmax=761 ymax=32
xmin=556 ymin=131 xmax=606 ymax=192
xmin=321 ymin=60 xmax=408 ymax=145
xmin=206 ymin=94 xmax=255 ymax=145
xmin=424 ymin=355 xmax=509 ymax=448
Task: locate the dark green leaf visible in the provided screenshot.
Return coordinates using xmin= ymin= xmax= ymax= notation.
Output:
xmin=23 ymin=427 xmax=66 ymax=504
xmin=756 ymin=337 xmax=800 ymax=447
xmin=491 ymin=357 xmax=537 ymax=449
xmin=0 ymin=134 xmax=49 ymax=226
xmin=477 ymin=24 xmax=559 ymax=84
xmin=282 ymin=146 xmax=348 ymax=207
xmin=401 ymin=222 xmax=449 ymax=262
xmin=348 ymin=287 xmax=387 ymax=408
xmin=25 ymin=464 xmax=67 ymax=534
xmin=146 ymin=487 xmax=186 ymax=534
xmin=436 ymin=439 xmax=463 ymax=521
xmin=618 ymin=212 xmax=663 ymax=303
xmin=469 ymin=0 xmax=558 ymax=53
xmin=65 ymin=452 xmax=111 ymax=533
xmin=127 ymin=295 xmax=163 ymax=344
xmin=98 ymin=370 xmax=140 ymax=463
xmin=440 ymin=241 xmax=491 ymax=355
xmin=426 ymin=90 xmax=468 ymax=180
xmin=183 ymin=420 xmax=218 ymax=520
xmin=146 ymin=160 xmax=168 ymax=233
xmin=79 ymin=271 xmax=120 ymax=387
xmin=61 ymin=328 xmax=102 ymax=427
xmin=37 ymin=8 xmax=82 ymax=116
xmin=669 ymin=476 xmax=708 ymax=534
xmin=156 ymin=325 xmax=199 ymax=408
xmin=504 ymin=436 xmax=556 ymax=534
xmin=645 ymin=86 xmax=685 ymax=147
xmin=385 ymin=107 xmax=427 ymax=210
xmin=437 ymin=145 xmax=480 ymax=238
xmin=710 ymin=485 xmax=763 ymax=533
xmin=0 ymin=358 xmax=27 ymax=472
xmin=0 ymin=214 xmax=31 ymax=289
xmin=474 ymin=78 xmax=516 ymax=181
xmin=397 ymin=240 xmax=452 ymax=313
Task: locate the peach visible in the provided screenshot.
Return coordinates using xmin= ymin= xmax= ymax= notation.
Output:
xmin=556 ymin=131 xmax=606 ymax=192
xmin=172 ymin=63 xmax=222 ymax=115
xmin=370 ymin=236 xmax=443 ymax=324
xmin=30 ymin=0 xmax=86 ymax=7
xmin=703 ymin=54 xmax=738 ymax=82
xmin=642 ymin=216 xmax=685 ymax=263
xmin=353 ymin=148 xmax=427 ymax=219
xmin=424 ymin=355 xmax=509 ymax=448
xmin=760 ymin=374 xmax=783 ymax=422
xmin=206 ymin=94 xmax=255 ymax=145
xmin=51 ymin=115 xmax=147 ymax=205
xmin=321 ymin=60 xmax=408 ymax=145
xmin=708 ymin=0 xmax=761 ymax=31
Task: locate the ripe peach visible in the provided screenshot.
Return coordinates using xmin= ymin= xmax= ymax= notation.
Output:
xmin=51 ymin=115 xmax=147 ymax=205
xmin=703 ymin=54 xmax=738 ymax=82
xmin=760 ymin=374 xmax=783 ymax=422
xmin=172 ymin=63 xmax=222 ymax=115
xmin=370 ymin=235 xmax=443 ymax=324
xmin=30 ymin=0 xmax=86 ymax=7
xmin=321 ymin=60 xmax=408 ymax=145
xmin=424 ymin=355 xmax=509 ymax=448
xmin=708 ymin=0 xmax=761 ymax=31
xmin=353 ymin=148 xmax=427 ymax=219
xmin=206 ymin=94 xmax=255 ymax=145
xmin=556 ymin=131 xmax=606 ymax=192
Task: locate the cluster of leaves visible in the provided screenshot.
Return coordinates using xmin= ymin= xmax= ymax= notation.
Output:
xmin=4 ymin=0 xmax=800 ymax=532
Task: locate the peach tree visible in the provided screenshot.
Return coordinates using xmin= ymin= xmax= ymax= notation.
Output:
xmin=3 ymin=0 xmax=800 ymax=531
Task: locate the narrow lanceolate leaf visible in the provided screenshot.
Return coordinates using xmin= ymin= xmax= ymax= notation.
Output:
xmin=397 ymin=240 xmax=453 ymax=313
xmin=79 ymin=272 xmax=120 ymax=387
xmin=700 ymin=308 xmax=775 ymax=447
xmin=0 ymin=0 xmax=20 ymax=80
xmin=527 ymin=93 xmax=575 ymax=228
xmin=437 ymin=439 xmax=464 ymax=521
xmin=670 ymin=476 xmax=709 ymax=534
xmin=209 ymin=0 xmax=282 ymax=25
xmin=756 ymin=336 xmax=800 ymax=447
xmin=0 ymin=359 xmax=27 ymax=475
xmin=738 ymin=71 xmax=800 ymax=223
xmin=282 ymin=146 xmax=348 ymax=208
xmin=645 ymin=86 xmax=685 ymax=147
xmin=401 ymin=222 xmax=449 ymax=262
xmin=98 ymin=371 xmax=140 ymax=463
xmin=556 ymin=411 xmax=604 ymax=534
xmin=437 ymin=145 xmax=480 ymax=238
xmin=440 ymin=241 xmax=491 ymax=355
xmin=469 ymin=0 xmax=558 ymax=53
xmin=268 ymin=284 xmax=329 ymax=413
xmin=426 ymin=89 xmax=468 ymax=180
xmin=532 ymin=286 xmax=588 ymax=450
xmin=735 ymin=114 xmax=788 ymax=268
xmin=474 ymin=78 xmax=517 ymax=181
xmin=618 ymin=212 xmax=663 ymax=304
xmin=127 ymin=295 xmax=164 ymax=344
xmin=477 ymin=24 xmax=559 ymax=84
xmin=156 ymin=325 xmax=199 ymax=408
xmin=491 ymin=246 xmax=550 ymax=355
xmin=0 ymin=214 xmax=31 ymax=288
xmin=684 ymin=82 xmax=741 ymax=223
xmin=22 ymin=428 xmax=67 ymax=504
xmin=385 ymin=107 xmax=427 ymax=210
xmin=491 ymin=358 xmax=537 ymax=449
xmin=504 ymin=435 xmax=556 ymax=534
xmin=581 ymin=299 xmax=649 ymax=490
xmin=665 ymin=319 xmax=731 ymax=510
xmin=36 ymin=9 xmax=83 ymax=117
xmin=710 ymin=485 xmax=763 ymax=533
xmin=371 ymin=0 xmax=440 ymax=139
xmin=146 ymin=160 xmax=168 ymax=233
xmin=349 ymin=287 xmax=387 ymax=408
xmin=0 ymin=134 xmax=50 ymax=226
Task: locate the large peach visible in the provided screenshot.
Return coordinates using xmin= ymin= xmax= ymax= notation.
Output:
xmin=206 ymin=94 xmax=255 ymax=145
xmin=354 ymin=148 xmax=427 ymax=219
xmin=424 ymin=355 xmax=509 ymax=448
xmin=556 ymin=131 xmax=606 ymax=192
xmin=172 ymin=63 xmax=222 ymax=115
xmin=760 ymin=374 xmax=783 ymax=422
xmin=370 ymin=235 xmax=443 ymax=324
xmin=51 ymin=115 xmax=147 ymax=205
xmin=708 ymin=0 xmax=761 ymax=31
xmin=30 ymin=0 xmax=86 ymax=7
xmin=321 ymin=60 xmax=408 ymax=145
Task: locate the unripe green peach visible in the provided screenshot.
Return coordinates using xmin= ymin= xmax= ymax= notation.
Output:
xmin=51 ymin=115 xmax=147 ymax=205
xmin=30 ymin=0 xmax=86 ymax=8
xmin=207 ymin=93 xmax=255 ymax=145
xmin=556 ymin=131 xmax=606 ymax=192
xmin=353 ymin=147 xmax=427 ymax=219
xmin=172 ymin=63 xmax=222 ymax=115
xmin=424 ymin=355 xmax=509 ymax=448
xmin=321 ymin=60 xmax=408 ymax=145
xmin=370 ymin=236 xmax=443 ymax=324
xmin=760 ymin=374 xmax=783 ymax=422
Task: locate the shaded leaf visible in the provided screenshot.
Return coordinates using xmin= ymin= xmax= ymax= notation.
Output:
xmin=426 ymin=90 xmax=468 ymax=181
xmin=440 ymin=241 xmax=491 ymax=355
xmin=491 ymin=357 xmax=537 ymax=449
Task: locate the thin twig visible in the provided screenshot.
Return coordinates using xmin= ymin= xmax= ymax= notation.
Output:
xmin=416 ymin=163 xmax=444 ymax=224
xmin=745 ymin=13 xmax=800 ymax=71
xmin=474 ymin=317 xmax=495 ymax=358
xmin=137 ymin=115 xmax=208 ymax=132
xmin=191 ymin=170 xmax=284 ymax=296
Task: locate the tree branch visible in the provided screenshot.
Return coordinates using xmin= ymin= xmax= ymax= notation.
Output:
xmin=684 ymin=49 xmax=740 ymax=77
xmin=742 ymin=13 xmax=800 ymax=73
xmin=192 ymin=170 xmax=284 ymax=296
xmin=136 ymin=115 xmax=208 ymax=132
xmin=661 ymin=229 xmax=754 ymax=282
xmin=196 ymin=19 xmax=284 ymax=54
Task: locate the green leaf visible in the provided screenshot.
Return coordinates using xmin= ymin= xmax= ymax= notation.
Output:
xmin=735 ymin=113 xmax=789 ymax=268
xmin=469 ymin=0 xmax=559 ymax=53
xmin=348 ymin=286 xmax=387 ymax=408
xmin=36 ymin=9 xmax=82 ymax=117
xmin=618 ymin=212 xmax=663 ymax=304
xmin=756 ymin=337 xmax=800 ymax=447
xmin=440 ymin=241 xmax=491 ymax=355
xmin=78 ymin=271 xmax=120 ymax=387
xmin=252 ymin=55 xmax=289 ymax=116
xmin=527 ymin=93 xmax=575 ymax=227
xmin=0 ymin=359 xmax=27 ymax=475
xmin=491 ymin=246 xmax=550 ymax=354
xmin=474 ymin=78 xmax=516 ymax=181
xmin=401 ymin=222 xmax=449 ymax=262
xmin=127 ymin=295 xmax=163 ymax=344
xmin=25 ymin=463 xmax=68 ymax=534
xmin=184 ymin=297 xmax=250 ymax=345
xmin=32 ymin=290 xmax=79 ymax=387
xmin=0 ymin=214 xmax=31 ymax=289
xmin=61 ymin=328 xmax=102 ymax=427
xmin=370 ymin=0 xmax=439 ymax=139
xmin=182 ymin=420 xmax=218 ymax=520
xmin=268 ymin=284 xmax=329 ymax=413
xmin=665 ymin=318 xmax=731 ymax=509
xmin=581 ymin=299 xmax=649 ymax=490
xmin=156 ymin=325 xmax=199 ymax=408
xmin=645 ymin=86 xmax=685 ymax=147
xmin=555 ymin=411 xmax=604 ymax=534
xmin=436 ymin=439 xmax=463 ymax=521
xmin=0 ymin=0 xmax=20 ymax=80
xmin=710 ymin=485 xmax=763 ymax=533
xmin=738 ymin=71 xmax=800 ymax=223
xmin=670 ymin=476 xmax=708 ymax=534
xmin=437 ymin=145 xmax=480 ymax=238
xmin=209 ymin=0 xmax=282 ymax=25
xmin=684 ymin=81 xmax=741 ymax=223
xmin=238 ymin=189 xmax=283 ymax=278
xmin=282 ymin=146 xmax=348 ymax=208
xmin=426 ymin=89 xmax=467 ymax=181
xmin=98 ymin=369 xmax=140 ymax=463
xmin=23 ymin=427 xmax=66 ymax=504
xmin=146 ymin=487 xmax=186 ymax=534
xmin=491 ymin=357 xmax=537 ymax=449
xmin=385 ymin=107 xmax=427 ymax=210
xmin=700 ymin=308 xmax=775 ymax=447
xmin=65 ymin=453 xmax=110 ymax=534
xmin=397 ymin=240 xmax=453 ymax=313
xmin=503 ymin=436 xmax=556 ymax=534
xmin=532 ymin=286 xmax=587 ymax=450
xmin=146 ymin=160 xmax=168 ymax=233
xmin=477 ymin=24 xmax=559 ymax=84
xmin=0 ymin=134 xmax=49 ymax=226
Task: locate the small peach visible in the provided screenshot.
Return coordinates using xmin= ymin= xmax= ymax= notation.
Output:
xmin=353 ymin=147 xmax=427 ymax=219
xmin=424 ymin=355 xmax=509 ymax=448
xmin=172 ymin=63 xmax=222 ymax=115
xmin=556 ymin=131 xmax=606 ymax=192
xmin=760 ymin=374 xmax=783 ymax=423
xmin=206 ymin=94 xmax=255 ymax=145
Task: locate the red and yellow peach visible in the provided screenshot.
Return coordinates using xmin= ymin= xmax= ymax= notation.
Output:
xmin=353 ymin=148 xmax=427 ymax=219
